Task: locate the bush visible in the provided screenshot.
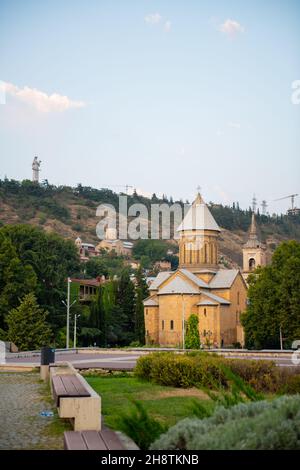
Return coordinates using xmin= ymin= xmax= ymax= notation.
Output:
xmin=117 ymin=400 xmax=167 ymax=450
xmin=279 ymin=373 xmax=300 ymax=394
xmin=135 ymin=352 xmax=227 ymax=389
xmin=227 ymin=359 xmax=279 ymax=393
xmin=151 ymin=395 xmax=300 ymax=450
xmin=135 ymin=352 xmax=300 ymax=394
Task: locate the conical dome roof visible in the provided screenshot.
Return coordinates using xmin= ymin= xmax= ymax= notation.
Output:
xmin=177 ymin=193 xmax=220 ymax=232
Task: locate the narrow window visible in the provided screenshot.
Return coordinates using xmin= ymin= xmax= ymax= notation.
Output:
xmin=170 ymin=320 xmax=174 ymax=330
xmin=237 ymin=291 xmax=240 ymax=305
xmin=204 ymin=308 xmax=207 ymax=316
xmin=162 ymin=320 xmax=164 ymax=330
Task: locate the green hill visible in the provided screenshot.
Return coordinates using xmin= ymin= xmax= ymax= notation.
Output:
xmin=1 ymin=178 xmax=300 ymax=268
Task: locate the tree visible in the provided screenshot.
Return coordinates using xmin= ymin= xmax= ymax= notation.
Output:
xmin=241 ymin=241 xmax=300 ymax=349
xmin=134 ymin=267 xmax=149 ymax=344
xmin=117 ymin=268 xmax=136 ymax=343
xmin=185 ymin=314 xmax=200 ymax=349
xmin=89 ymin=286 xmax=107 ymax=346
xmin=6 ymin=293 xmax=52 ymax=351
xmin=0 ymin=232 xmax=37 ymax=329
xmin=0 ymin=225 xmax=80 ymax=335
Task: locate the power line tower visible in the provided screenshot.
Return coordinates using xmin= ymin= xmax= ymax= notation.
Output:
xmin=261 ymin=200 xmax=268 ymax=215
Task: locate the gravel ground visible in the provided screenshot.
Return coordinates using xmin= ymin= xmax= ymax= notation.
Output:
xmin=0 ymin=372 xmax=67 ymax=450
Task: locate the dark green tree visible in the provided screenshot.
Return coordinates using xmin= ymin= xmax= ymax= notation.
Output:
xmin=6 ymin=293 xmax=52 ymax=351
xmin=241 ymin=241 xmax=300 ymax=349
xmin=0 ymin=225 xmax=80 ymax=335
xmin=89 ymin=286 xmax=107 ymax=346
xmin=134 ymin=267 xmax=149 ymax=344
xmin=117 ymin=268 xmax=136 ymax=343
xmin=185 ymin=314 xmax=200 ymax=349
xmin=0 ymin=232 xmax=37 ymax=329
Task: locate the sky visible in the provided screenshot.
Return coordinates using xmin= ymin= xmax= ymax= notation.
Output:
xmin=0 ymin=0 xmax=299 ymax=214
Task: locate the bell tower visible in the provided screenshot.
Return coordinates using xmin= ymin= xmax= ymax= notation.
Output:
xmin=177 ymin=192 xmax=221 ymax=272
xmin=243 ymin=213 xmax=266 ymax=275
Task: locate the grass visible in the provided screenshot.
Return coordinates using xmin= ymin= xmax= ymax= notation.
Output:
xmin=86 ymin=373 xmax=212 ymax=430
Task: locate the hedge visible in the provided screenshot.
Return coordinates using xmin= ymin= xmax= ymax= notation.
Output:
xmin=134 ymin=352 xmax=300 ymax=393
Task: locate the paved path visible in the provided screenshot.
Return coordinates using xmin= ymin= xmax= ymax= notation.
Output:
xmin=0 ymin=372 xmax=66 ymax=449
xmin=5 ymin=350 xmax=298 ymax=369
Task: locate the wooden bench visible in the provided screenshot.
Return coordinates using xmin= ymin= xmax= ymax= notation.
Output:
xmin=64 ymin=428 xmax=126 ymax=450
xmin=50 ymin=365 xmax=101 ymax=432
xmin=52 ymin=374 xmax=91 ymax=406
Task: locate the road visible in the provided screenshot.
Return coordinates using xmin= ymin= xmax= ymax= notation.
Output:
xmin=4 ymin=349 xmax=299 ymax=369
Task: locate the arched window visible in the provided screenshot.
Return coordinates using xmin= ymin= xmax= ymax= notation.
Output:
xmin=170 ymin=320 xmax=174 ymax=330
xmin=249 ymin=258 xmax=256 ymax=271
xmin=210 ymin=243 xmax=214 ymax=263
xmin=204 ymin=244 xmax=208 ymax=263
xmin=204 ymin=308 xmax=207 ymax=316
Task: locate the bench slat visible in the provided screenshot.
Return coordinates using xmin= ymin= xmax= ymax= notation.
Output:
xmin=52 ymin=376 xmax=68 ymax=406
xmin=52 ymin=374 xmax=91 ymax=406
xmin=68 ymin=375 xmax=91 ymax=396
xmin=82 ymin=431 xmax=107 ymax=450
xmin=64 ymin=431 xmax=88 ymax=450
xmin=100 ymin=426 xmax=126 ymax=450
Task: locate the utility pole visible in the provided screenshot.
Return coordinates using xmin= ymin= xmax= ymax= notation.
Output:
xmin=73 ymin=314 xmax=80 ymax=349
xmin=279 ymin=326 xmax=283 ymax=350
xmin=67 ymin=277 xmax=71 ymax=349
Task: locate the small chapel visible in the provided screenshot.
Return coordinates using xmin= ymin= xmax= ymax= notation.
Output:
xmin=143 ymin=192 xmax=249 ymax=348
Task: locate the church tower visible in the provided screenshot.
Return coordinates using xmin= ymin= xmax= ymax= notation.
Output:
xmin=177 ymin=192 xmax=221 ymax=272
xmin=242 ymin=213 xmax=266 ymax=275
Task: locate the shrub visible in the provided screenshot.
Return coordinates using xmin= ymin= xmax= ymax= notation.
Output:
xmin=227 ymin=359 xmax=280 ymax=393
xmin=151 ymin=395 xmax=300 ymax=450
xmin=117 ymin=400 xmax=167 ymax=450
xmin=135 ymin=352 xmax=300 ymax=394
xmin=279 ymin=373 xmax=300 ymax=394
xmin=135 ymin=352 xmax=227 ymax=389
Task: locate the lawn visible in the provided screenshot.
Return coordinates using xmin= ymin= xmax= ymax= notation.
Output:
xmin=85 ymin=373 xmax=211 ymax=430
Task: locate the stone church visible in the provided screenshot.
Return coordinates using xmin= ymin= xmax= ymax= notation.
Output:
xmin=143 ymin=193 xmax=249 ymax=348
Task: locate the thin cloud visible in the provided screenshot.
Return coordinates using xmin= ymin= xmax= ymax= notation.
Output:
xmin=227 ymin=121 xmax=241 ymax=129
xmin=144 ymin=13 xmax=162 ymax=24
xmin=164 ymin=20 xmax=172 ymax=32
xmin=219 ymin=19 xmax=245 ymax=36
xmin=3 ymin=82 xmax=85 ymax=113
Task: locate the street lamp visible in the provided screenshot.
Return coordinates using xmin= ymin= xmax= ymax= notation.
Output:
xmin=74 ymin=314 xmax=80 ymax=349
xmin=62 ymin=277 xmax=76 ymax=349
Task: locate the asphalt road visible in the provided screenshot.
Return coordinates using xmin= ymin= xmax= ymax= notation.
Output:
xmin=5 ymin=350 xmax=299 ymax=369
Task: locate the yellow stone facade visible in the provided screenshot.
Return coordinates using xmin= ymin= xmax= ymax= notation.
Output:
xmin=144 ymin=194 xmax=248 ymax=348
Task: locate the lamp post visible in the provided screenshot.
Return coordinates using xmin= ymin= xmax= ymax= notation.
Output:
xmin=74 ymin=314 xmax=80 ymax=349
xmin=62 ymin=277 xmax=76 ymax=349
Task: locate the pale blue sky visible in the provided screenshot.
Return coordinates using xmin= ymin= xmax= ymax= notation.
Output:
xmin=0 ymin=0 xmax=299 ymax=213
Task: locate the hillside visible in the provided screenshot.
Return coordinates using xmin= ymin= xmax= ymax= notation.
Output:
xmin=1 ymin=179 xmax=300 ymax=269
